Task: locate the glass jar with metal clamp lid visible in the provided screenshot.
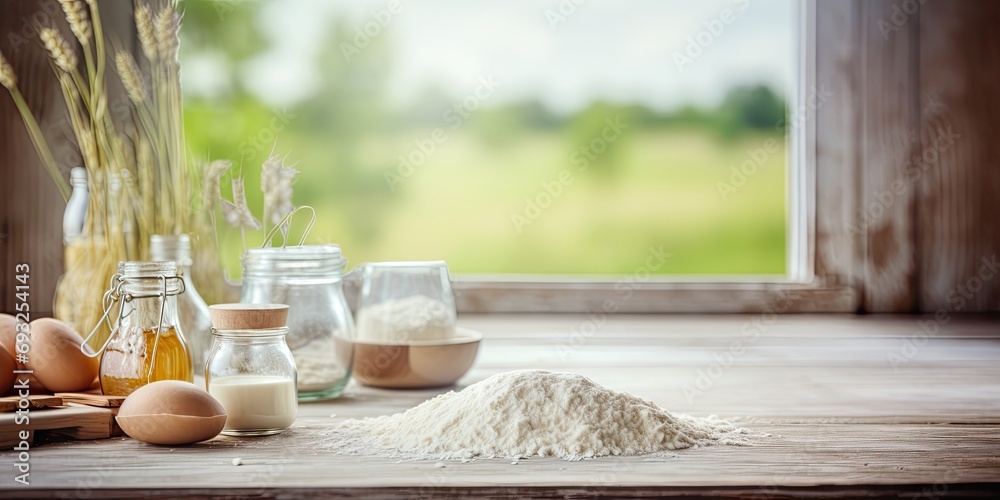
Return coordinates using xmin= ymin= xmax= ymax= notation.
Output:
xmin=83 ymin=261 xmax=194 ymax=396
xmin=239 ymin=207 xmax=354 ymax=401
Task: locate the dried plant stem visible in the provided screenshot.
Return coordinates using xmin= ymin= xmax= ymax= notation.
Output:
xmin=169 ymin=70 xmax=187 ymax=233
xmin=138 ymin=139 xmax=155 ymax=237
xmin=55 ymin=74 xmax=92 ymax=164
xmin=3 ymin=85 xmax=71 ymax=200
xmin=88 ymin=0 xmax=106 ymax=117
xmin=69 ymin=70 xmax=92 ymax=111
xmin=59 ymin=0 xmax=97 ymax=87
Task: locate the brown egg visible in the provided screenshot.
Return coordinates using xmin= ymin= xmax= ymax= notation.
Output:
xmin=116 ymin=380 xmax=227 ymax=445
xmin=0 ymin=343 xmax=16 ymax=393
xmin=0 ymin=314 xmax=46 ymax=393
xmin=27 ymin=318 xmax=99 ymax=392
xmin=0 ymin=314 xmax=16 ymax=354
xmin=0 ymin=314 xmax=24 ymax=365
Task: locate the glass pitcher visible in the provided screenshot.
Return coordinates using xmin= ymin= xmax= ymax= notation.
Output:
xmin=352 ymin=261 xmax=457 ymax=343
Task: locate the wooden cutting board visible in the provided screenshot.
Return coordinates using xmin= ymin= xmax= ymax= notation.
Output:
xmin=0 ymin=392 xmax=124 ymax=412
xmin=0 ymin=395 xmax=64 ymax=412
xmin=0 ymin=404 xmax=120 ymax=447
xmin=55 ymin=391 xmax=126 ymax=408
xmin=0 ymin=391 xmax=126 ymax=446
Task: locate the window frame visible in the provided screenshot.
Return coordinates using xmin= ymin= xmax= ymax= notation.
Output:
xmin=454 ymin=0 xmax=859 ymax=313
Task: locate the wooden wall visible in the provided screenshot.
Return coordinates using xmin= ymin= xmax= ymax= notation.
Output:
xmin=0 ymin=0 xmax=132 ymax=317
xmin=2 ymin=0 xmax=999 ymax=314
xmin=0 ymin=0 xmax=73 ymax=318
xmin=816 ymin=0 xmax=1000 ymax=312
xmin=917 ymin=1 xmax=1000 ymax=312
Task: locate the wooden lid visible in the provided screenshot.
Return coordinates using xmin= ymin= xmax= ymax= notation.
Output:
xmin=209 ymin=304 xmax=289 ymax=330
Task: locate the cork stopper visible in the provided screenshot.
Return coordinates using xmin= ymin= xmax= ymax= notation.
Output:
xmin=209 ymin=303 xmax=289 ymax=330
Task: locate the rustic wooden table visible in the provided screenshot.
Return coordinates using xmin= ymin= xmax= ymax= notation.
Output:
xmin=4 ymin=314 xmax=1000 ymax=498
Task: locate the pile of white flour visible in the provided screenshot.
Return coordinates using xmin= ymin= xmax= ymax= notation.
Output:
xmin=355 ymin=295 xmax=455 ymax=343
xmin=323 ymin=370 xmax=750 ymax=460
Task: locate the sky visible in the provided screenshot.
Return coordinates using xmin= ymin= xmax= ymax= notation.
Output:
xmin=183 ymin=0 xmax=797 ymax=113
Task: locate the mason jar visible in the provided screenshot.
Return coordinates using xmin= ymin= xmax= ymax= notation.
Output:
xmin=99 ymin=261 xmax=194 ymax=396
xmin=206 ymin=326 xmax=297 ymax=436
xmin=241 ymin=245 xmax=354 ymax=401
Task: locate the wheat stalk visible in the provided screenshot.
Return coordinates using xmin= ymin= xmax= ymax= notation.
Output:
xmin=203 ymin=160 xmax=232 ymax=210
xmin=0 ymin=49 xmax=71 ymax=200
xmin=56 ymin=0 xmax=95 ymax=85
xmin=260 ymin=154 xmax=298 ymax=234
xmin=138 ymin=139 xmax=155 ymax=231
xmin=78 ymin=125 xmax=97 ymax=171
xmin=40 ymin=28 xmax=78 ymax=73
xmin=147 ymin=3 xmax=186 ymax=237
xmin=58 ymin=0 xmax=92 ymax=45
xmin=154 ymin=6 xmax=180 ymax=65
xmin=134 ymin=2 xmax=158 ymax=62
xmin=85 ymin=0 xmax=105 ymax=115
xmin=222 ymin=177 xmax=262 ymax=231
xmin=222 ymin=176 xmax=263 ymax=250
xmin=115 ymin=51 xmax=146 ymax=104
xmin=0 ymin=51 xmax=16 ymax=89
xmin=198 ymin=159 xmax=230 ymax=278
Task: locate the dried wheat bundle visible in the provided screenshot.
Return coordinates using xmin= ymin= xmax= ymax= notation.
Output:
xmin=0 ymin=0 xmax=222 ymax=346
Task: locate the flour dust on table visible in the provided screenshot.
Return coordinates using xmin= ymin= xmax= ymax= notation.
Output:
xmin=321 ymin=370 xmax=752 ymax=460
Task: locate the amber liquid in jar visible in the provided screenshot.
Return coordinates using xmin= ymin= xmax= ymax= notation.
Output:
xmin=100 ymin=326 xmax=193 ymax=396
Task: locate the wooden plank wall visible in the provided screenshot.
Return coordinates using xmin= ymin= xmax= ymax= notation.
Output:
xmin=0 ymin=0 xmax=133 ymax=317
xmin=917 ymin=0 xmax=1000 ymax=312
xmin=0 ymin=0 xmax=74 ymax=317
xmin=814 ymin=0 xmax=1000 ymax=313
xmin=858 ymin=0 xmax=921 ymax=312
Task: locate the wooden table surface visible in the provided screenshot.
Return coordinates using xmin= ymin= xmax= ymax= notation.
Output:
xmin=4 ymin=314 xmax=1000 ymax=498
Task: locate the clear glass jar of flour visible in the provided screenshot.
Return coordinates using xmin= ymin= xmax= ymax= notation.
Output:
xmin=241 ymin=245 xmax=354 ymax=401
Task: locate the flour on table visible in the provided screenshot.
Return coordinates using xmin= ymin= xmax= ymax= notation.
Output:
xmin=321 ymin=370 xmax=751 ymax=460
xmin=355 ymin=295 xmax=455 ymax=343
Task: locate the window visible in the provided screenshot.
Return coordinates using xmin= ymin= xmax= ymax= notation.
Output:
xmin=180 ymin=0 xmax=842 ymax=312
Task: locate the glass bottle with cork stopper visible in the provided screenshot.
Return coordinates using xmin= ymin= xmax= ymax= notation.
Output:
xmin=205 ymin=303 xmax=297 ymax=436
xmin=150 ymin=234 xmax=213 ymax=370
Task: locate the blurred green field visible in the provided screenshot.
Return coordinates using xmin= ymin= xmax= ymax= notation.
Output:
xmin=178 ymin=0 xmax=790 ymax=278
xmin=185 ymin=103 xmax=786 ymax=277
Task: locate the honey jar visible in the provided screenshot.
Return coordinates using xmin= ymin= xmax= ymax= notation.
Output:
xmin=85 ymin=261 xmax=194 ymax=396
